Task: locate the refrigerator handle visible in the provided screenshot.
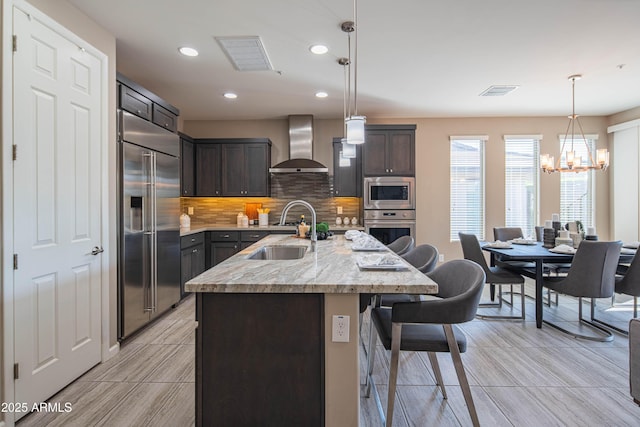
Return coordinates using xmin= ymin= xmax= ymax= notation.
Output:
xmin=142 ymin=152 xmax=155 ymax=312
xmin=150 ymin=152 xmax=158 ymax=312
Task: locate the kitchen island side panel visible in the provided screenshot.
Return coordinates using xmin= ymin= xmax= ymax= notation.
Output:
xmin=196 ymin=293 xmax=324 ymax=426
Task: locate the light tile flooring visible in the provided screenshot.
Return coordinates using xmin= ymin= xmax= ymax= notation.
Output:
xmin=17 ymin=282 xmax=640 ymax=427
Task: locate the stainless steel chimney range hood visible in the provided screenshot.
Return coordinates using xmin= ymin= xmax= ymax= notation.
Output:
xmin=269 ymin=115 xmax=329 ymax=173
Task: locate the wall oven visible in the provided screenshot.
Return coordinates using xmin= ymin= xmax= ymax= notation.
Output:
xmin=364 ymin=176 xmax=415 ymax=210
xmin=364 ymin=209 xmax=416 ymax=245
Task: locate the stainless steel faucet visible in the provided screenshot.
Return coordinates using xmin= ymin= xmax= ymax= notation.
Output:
xmin=279 ymin=200 xmax=317 ymax=252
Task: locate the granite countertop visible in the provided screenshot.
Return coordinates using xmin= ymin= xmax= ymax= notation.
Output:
xmin=185 ymin=234 xmax=438 ymax=295
xmin=180 ymin=224 xmax=365 ymax=236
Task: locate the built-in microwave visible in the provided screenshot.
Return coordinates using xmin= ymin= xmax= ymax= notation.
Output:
xmin=363 ymin=176 xmax=415 ymax=210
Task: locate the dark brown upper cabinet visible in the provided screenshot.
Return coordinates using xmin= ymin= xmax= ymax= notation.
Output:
xmin=363 ymin=125 xmax=416 ymax=176
xmin=194 ymin=138 xmax=271 ymax=197
xmin=180 ymin=133 xmax=195 ymax=196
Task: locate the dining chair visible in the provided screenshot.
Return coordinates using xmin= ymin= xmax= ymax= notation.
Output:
xmin=493 ymin=226 xmax=524 ymax=242
xmin=590 ymin=251 xmax=640 ymax=335
xmin=459 ymin=232 xmax=526 ymax=320
xmin=365 ymin=259 xmax=484 ymax=427
xmin=386 ymin=235 xmax=415 ymax=256
xmin=542 ymin=240 xmax=622 ymax=341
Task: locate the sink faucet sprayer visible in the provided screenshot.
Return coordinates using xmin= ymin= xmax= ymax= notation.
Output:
xmin=279 ymin=200 xmax=317 ymax=252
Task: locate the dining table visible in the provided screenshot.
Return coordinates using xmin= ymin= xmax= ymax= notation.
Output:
xmin=482 ymin=241 xmax=636 ymax=328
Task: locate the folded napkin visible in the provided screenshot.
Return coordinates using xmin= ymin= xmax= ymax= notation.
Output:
xmin=512 ymin=238 xmax=536 ymax=245
xmin=549 ymin=244 xmax=576 ymax=254
xmin=485 ymin=240 xmax=512 ymax=248
xmin=623 ymin=241 xmax=640 ymax=249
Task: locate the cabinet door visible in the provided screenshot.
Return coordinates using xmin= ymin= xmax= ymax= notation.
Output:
xmin=245 ymin=144 xmax=270 ymax=196
xmin=221 ymin=144 xmax=245 ymax=196
xmin=387 ymin=131 xmax=415 ymax=176
xmin=181 ymin=136 xmax=195 ymax=196
xmin=152 ymin=104 xmax=177 ymax=132
xmin=195 ymin=144 xmax=221 ymax=196
xmin=210 ymin=242 xmax=239 ymax=266
xmin=333 ymin=140 xmax=362 ymax=196
xmin=363 ymin=132 xmax=388 ymax=176
xmin=119 ymin=84 xmax=152 ymax=120
xmin=191 ymin=243 xmax=206 ymax=277
xmin=181 ymin=248 xmax=193 ymax=288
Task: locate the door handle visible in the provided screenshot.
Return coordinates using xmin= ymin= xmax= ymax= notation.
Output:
xmin=90 ymin=246 xmax=104 ymax=255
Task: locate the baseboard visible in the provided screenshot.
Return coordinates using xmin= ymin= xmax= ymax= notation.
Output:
xmin=103 ymin=342 xmax=120 ymax=362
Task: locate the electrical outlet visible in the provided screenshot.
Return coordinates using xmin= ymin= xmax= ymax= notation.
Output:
xmin=337 ymin=206 xmax=343 ymax=215
xmin=332 ymin=315 xmax=350 ymax=342
xmin=188 ymin=206 xmax=194 ymax=215
xmin=439 ymin=254 xmax=444 ymax=263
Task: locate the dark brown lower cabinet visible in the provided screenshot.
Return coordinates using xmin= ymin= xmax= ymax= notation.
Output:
xmin=196 ymin=293 xmax=324 ymax=426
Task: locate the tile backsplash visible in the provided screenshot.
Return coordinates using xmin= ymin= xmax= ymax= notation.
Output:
xmin=181 ymin=174 xmax=362 ymax=226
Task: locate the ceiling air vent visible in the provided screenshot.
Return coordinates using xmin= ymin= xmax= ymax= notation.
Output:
xmin=215 ymin=36 xmax=274 ymax=71
xmin=479 ymin=85 xmax=519 ymax=96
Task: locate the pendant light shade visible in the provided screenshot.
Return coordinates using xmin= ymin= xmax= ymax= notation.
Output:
xmin=346 ymin=116 xmax=366 ymax=144
xmin=341 ymin=138 xmax=357 ymax=158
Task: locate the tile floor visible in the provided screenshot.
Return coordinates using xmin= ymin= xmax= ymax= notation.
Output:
xmin=16 ymin=281 xmax=640 ymax=426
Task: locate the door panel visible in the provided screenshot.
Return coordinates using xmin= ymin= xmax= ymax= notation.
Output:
xmin=122 ymin=144 xmax=151 ymax=337
xmin=12 ymin=6 xmax=103 ymax=415
xmin=153 ymin=152 xmax=180 ymax=316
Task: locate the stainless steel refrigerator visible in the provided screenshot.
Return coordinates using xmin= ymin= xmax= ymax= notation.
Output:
xmin=118 ymin=110 xmax=181 ymax=340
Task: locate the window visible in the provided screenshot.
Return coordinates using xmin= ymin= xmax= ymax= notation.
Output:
xmin=560 ymin=136 xmax=596 ymax=228
xmin=504 ymin=136 xmax=540 ymax=238
xmin=450 ymin=137 xmax=485 ymax=241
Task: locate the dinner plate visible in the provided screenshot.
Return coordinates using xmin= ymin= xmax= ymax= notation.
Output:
xmin=484 ymin=242 xmax=513 ymax=249
xmin=621 ymin=247 xmax=637 ymax=255
xmin=352 ymin=245 xmax=387 ymax=252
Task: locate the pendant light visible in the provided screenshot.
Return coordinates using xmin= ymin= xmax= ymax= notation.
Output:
xmin=540 ymin=75 xmax=609 ymax=173
xmin=341 ymin=0 xmax=366 ymax=145
xmin=339 ymin=56 xmax=356 ymax=160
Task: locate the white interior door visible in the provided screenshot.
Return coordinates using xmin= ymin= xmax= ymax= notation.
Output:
xmin=12 ymin=6 xmax=103 ymax=417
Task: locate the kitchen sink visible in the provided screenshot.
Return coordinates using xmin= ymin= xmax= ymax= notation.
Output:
xmin=246 ymin=245 xmax=307 ymax=260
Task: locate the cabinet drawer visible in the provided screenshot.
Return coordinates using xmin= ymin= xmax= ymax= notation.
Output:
xmin=153 ymin=103 xmax=178 ymax=132
xmin=210 ymin=231 xmax=239 ymax=242
xmin=240 ymin=230 xmax=269 ymax=242
xmin=120 ymin=85 xmax=152 ymax=120
xmin=181 ymin=232 xmax=205 ymax=248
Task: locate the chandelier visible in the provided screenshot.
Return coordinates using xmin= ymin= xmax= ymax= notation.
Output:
xmin=540 ymin=74 xmax=609 ymax=173
xmin=341 ymin=0 xmax=366 ymax=144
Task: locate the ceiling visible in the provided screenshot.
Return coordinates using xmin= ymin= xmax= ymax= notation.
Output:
xmin=69 ymin=0 xmax=640 ymax=121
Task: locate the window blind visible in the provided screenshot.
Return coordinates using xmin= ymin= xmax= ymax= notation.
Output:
xmin=504 ymin=137 xmax=539 ymax=238
xmin=450 ymin=138 xmax=485 ymax=241
xmin=560 ymin=137 xmax=595 ymax=228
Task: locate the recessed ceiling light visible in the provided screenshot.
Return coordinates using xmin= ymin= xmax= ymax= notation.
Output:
xmin=178 ymin=47 xmax=199 ymax=57
xmin=309 ymin=44 xmax=328 ymax=55
xmin=315 ymin=91 xmax=328 ymax=98
xmin=223 ymin=92 xmax=238 ymax=99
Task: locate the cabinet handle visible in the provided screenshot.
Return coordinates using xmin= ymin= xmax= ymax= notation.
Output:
xmin=389 ymin=169 xmax=393 ymax=173
xmin=249 ymin=234 xmax=260 ymax=238
xmin=136 ymin=110 xmax=141 ymax=114
xmin=192 ymin=248 xmax=198 ymax=253
xmin=222 ymin=234 xmax=230 ymax=238
xmin=191 ymin=238 xmax=196 ymax=242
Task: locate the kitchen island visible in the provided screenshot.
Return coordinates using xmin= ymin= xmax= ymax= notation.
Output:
xmin=186 ymin=234 xmax=437 ymax=427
